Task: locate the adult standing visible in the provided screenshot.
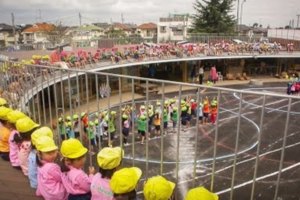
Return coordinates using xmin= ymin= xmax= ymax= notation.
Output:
xmin=198 ymin=66 xmax=204 ymax=84
xmin=210 ymin=65 xmax=218 ymax=84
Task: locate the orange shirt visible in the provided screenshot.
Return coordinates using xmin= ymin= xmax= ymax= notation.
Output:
xmin=154 ymin=117 xmax=161 ymax=126
xmin=203 ymin=104 xmax=210 ymax=113
xmin=0 ymin=126 xmax=11 ymax=152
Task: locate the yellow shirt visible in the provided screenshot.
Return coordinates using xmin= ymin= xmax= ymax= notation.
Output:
xmin=0 ymin=126 xmax=11 ymax=152
xmin=154 ymin=117 xmax=161 ymax=126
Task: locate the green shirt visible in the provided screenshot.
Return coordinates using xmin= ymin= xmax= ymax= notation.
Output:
xmin=163 ymin=112 xmax=168 ymax=122
xmin=137 ymin=119 xmax=147 ymax=131
xmin=171 ymin=111 xmax=178 ymax=121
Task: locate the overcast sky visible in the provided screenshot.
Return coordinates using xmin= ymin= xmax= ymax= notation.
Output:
xmin=0 ymin=0 xmax=299 ymax=28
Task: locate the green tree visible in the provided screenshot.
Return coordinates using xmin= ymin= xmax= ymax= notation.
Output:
xmin=192 ymin=0 xmax=235 ymax=33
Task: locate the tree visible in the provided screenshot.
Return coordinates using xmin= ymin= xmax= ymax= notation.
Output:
xmin=192 ymin=0 xmax=235 ymax=33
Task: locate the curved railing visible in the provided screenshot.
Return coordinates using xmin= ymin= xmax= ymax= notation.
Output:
xmin=1 ymin=54 xmax=300 ymax=199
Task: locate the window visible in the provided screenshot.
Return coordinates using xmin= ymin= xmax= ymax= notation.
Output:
xmin=160 ymin=26 xmax=166 ymax=33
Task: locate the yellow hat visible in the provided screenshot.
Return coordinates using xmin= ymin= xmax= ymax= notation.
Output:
xmin=185 ymin=187 xmax=218 ymax=200
xmin=31 ymin=127 xmax=53 ymax=146
xmin=7 ymin=110 xmax=27 ymax=124
xmin=60 ymin=138 xmax=88 ymax=159
xmin=16 ymin=117 xmax=39 ymax=133
xmin=97 ymin=147 xmax=123 ymax=170
xmin=143 ymin=176 xmax=176 ymax=200
xmin=0 ymin=106 xmax=13 ymax=121
xmin=35 ymin=136 xmax=58 ymax=152
xmin=110 ymin=167 xmax=142 ymax=194
xmin=0 ymin=98 xmax=7 ymax=106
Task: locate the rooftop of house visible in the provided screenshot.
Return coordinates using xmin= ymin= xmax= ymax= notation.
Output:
xmin=138 ymin=23 xmax=157 ymax=30
xmin=22 ymin=23 xmax=55 ymax=33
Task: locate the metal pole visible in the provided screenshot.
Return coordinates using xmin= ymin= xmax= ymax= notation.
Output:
xmin=229 ymin=92 xmax=243 ymax=200
xmin=250 ymin=95 xmax=266 ymax=200
xmin=40 ymin=71 xmax=47 ymax=124
xmin=160 ymin=82 xmax=165 ymax=175
xmin=46 ymin=70 xmax=53 ymax=132
xmin=53 ymin=71 xmax=60 ymax=146
xmin=237 ymin=0 xmax=240 ymax=33
xmin=175 ymin=85 xmax=183 ymax=199
xmin=76 ymin=72 xmax=83 ymax=142
xmin=273 ymin=98 xmax=292 ymax=199
xmin=85 ymin=73 xmax=92 ymax=166
xmin=95 ymin=74 xmax=101 ymax=149
xmin=106 ymin=75 xmax=111 ymax=147
xmin=131 ymin=78 xmax=136 ymax=166
xmin=118 ymin=77 xmax=123 ymax=148
xmin=210 ymin=89 xmax=221 ymax=191
xmin=240 ymin=0 xmax=246 ymax=26
xmin=30 ymin=66 xmax=37 ymax=123
xmin=35 ymin=68 xmax=41 ymax=124
xmin=193 ymin=87 xmax=201 ymax=187
xmin=145 ymin=80 xmax=149 ymax=179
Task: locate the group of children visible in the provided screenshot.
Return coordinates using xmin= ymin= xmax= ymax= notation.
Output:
xmin=117 ymin=96 xmax=219 ymax=145
xmin=287 ymin=75 xmax=300 ymax=95
xmin=0 ymin=97 xmax=219 ymax=200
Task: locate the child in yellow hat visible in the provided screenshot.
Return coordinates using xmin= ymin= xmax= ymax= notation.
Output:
xmin=110 ymin=167 xmax=142 ymax=200
xmin=6 ymin=110 xmax=27 ymax=168
xmin=91 ymin=147 xmax=124 ymax=200
xmin=143 ymin=175 xmax=176 ymax=200
xmin=185 ymin=186 xmax=218 ymax=200
xmin=15 ymin=117 xmax=40 ymax=176
xmin=29 ymin=126 xmax=53 ymax=189
xmin=60 ymin=138 xmax=95 ymax=200
xmin=0 ymin=106 xmax=13 ymax=161
xmin=35 ymin=135 xmax=67 ymax=200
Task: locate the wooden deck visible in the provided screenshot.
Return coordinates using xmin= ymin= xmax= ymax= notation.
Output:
xmin=0 ymin=159 xmax=42 ymax=200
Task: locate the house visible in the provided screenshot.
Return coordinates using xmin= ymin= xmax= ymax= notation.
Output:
xmin=157 ymin=14 xmax=192 ymax=43
xmin=137 ymin=23 xmax=157 ymax=42
xmin=65 ymin=25 xmax=103 ymax=47
xmin=22 ymin=23 xmax=55 ymax=49
xmin=112 ymin=23 xmax=137 ymax=36
xmin=0 ymin=23 xmax=19 ymax=47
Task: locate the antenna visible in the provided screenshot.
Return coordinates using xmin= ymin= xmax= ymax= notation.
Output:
xmin=297 ymin=14 xmax=300 ymax=28
xmin=121 ymin=13 xmax=124 ymax=24
xmin=79 ymin=12 xmax=82 ymax=26
xmin=11 ymin=13 xmax=16 ymax=45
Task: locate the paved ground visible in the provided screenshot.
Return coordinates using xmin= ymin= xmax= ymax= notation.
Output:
xmin=1 ymin=79 xmax=299 ymax=200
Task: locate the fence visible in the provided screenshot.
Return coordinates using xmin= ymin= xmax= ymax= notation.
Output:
xmin=0 ymin=59 xmax=300 ymax=199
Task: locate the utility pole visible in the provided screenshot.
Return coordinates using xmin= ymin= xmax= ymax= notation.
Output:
xmin=297 ymin=14 xmax=300 ymax=28
xmin=236 ymin=0 xmax=240 ymax=34
xmin=79 ymin=12 xmax=82 ymax=26
xmin=11 ymin=13 xmax=16 ymax=45
xmin=121 ymin=13 xmax=124 ymax=24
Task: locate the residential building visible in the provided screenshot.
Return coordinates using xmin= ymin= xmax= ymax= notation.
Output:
xmin=112 ymin=23 xmax=137 ymax=36
xmin=137 ymin=23 xmax=157 ymax=42
xmin=22 ymin=23 xmax=55 ymax=49
xmin=65 ymin=25 xmax=103 ymax=47
xmin=0 ymin=23 xmax=19 ymax=47
xmin=157 ymin=14 xmax=192 ymax=43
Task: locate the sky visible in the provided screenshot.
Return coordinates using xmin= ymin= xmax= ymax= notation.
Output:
xmin=0 ymin=0 xmax=299 ymax=28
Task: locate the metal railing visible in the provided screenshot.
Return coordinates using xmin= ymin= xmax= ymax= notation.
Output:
xmin=0 ymin=59 xmax=300 ymax=200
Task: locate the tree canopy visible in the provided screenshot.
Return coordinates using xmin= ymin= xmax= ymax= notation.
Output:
xmin=191 ymin=0 xmax=236 ymax=33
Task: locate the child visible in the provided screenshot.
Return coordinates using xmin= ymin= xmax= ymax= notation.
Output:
xmin=110 ymin=167 xmax=142 ymax=200
xmin=91 ymin=147 xmax=123 ymax=200
xmin=122 ymin=114 xmax=130 ymax=146
xmin=35 ymin=135 xmax=67 ymax=200
xmin=87 ymin=122 xmax=96 ymax=153
xmin=58 ymin=117 xmax=67 ymax=140
xmin=137 ymin=115 xmax=147 ymax=144
xmin=185 ymin=186 xmax=218 ymax=200
xmin=143 ymin=176 xmax=175 ymax=200
xmin=29 ymin=126 xmax=53 ymax=189
xmin=7 ymin=110 xmax=26 ymax=168
xmin=15 ymin=117 xmax=40 ymax=176
xmin=171 ymin=107 xmax=178 ymax=132
xmin=202 ymin=98 xmax=210 ymax=124
xmin=0 ymin=97 xmax=8 ymax=107
xmin=163 ymin=109 xmax=169 ymax=133
xmin=107 ymin=112 xmax=116 ymax=147
xmin=210 ymin=100 xmax=218 ymax=124
xmin=0 ymin=106 xmax=13 ymax=161
xmin=73 ymin=114 xmax=80 ymax=139
xmin=153 ymin=112 xmax=161 ymax=137
xmin=198 ymin=103 xmax=204 ymax=124
xmin=60 ymin=138 xmax=95 ymax=200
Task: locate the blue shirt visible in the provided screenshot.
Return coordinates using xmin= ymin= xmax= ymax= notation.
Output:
xmin=28 ymin=149 xmax=37 ymax=188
